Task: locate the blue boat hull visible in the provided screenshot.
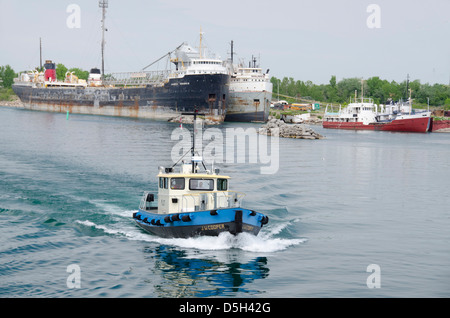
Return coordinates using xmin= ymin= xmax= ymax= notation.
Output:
xmin=133 ymin=208 xmax=268 ymax=238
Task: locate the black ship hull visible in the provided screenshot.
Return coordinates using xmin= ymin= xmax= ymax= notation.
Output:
xmin=12 ymin=74 xmax=229 ymax=121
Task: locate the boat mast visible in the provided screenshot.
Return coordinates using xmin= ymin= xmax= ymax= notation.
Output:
xmin=409 ymin=88 xmax=412 ymax=115
xmin=361 ymin=79 xmax=364 ymax=103
xmin=405 ymin=74 xmax=409 ymax=101
xmin=199 ymin=27 xmax=203 ymax=59
xmin=39 ymin=37 xmax=42 ymax=70
xmin=230 ymin=40 xmax=234 ymax=64
xmin=181 ymin=110 xmax=205 ymax=173
xmin=99 ymin=0 xmax=108 ymax=80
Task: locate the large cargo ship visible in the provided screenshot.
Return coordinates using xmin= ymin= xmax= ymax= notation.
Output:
xmin=12 ymin=45 xmax=229 ymax=122
xmin=12 ymin=2 xmax=229 ymax=122
xmin=323 ymin=96 xmax=431 ymax=133
xmin=225 ymin=46 xmax=272 ymax=122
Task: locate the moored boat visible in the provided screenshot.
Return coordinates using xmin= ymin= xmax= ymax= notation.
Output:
xmin=12 ymin=2 xmax=229 ymax=122
xmin=323 ymin=92 xmax=431 ymax=133
xmin=225 ymin=45 xmax=272 ymax=122
xmin=132 ymin=111 xmax=269 ymax=238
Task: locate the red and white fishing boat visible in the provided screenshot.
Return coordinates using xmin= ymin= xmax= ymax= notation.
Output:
xmin=323 ymin=92 xmax=431 ymax=133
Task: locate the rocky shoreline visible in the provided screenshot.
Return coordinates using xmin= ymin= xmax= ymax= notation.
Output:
xmin=168 ymin=115 xmax=219 ymax=125
xmin=279 ymin=113 xmax=323 ymax=125
xmin=258 ymin=118 xmax=324 ymax=139
xmin=0 ymin=98 xmax=24 ymax=108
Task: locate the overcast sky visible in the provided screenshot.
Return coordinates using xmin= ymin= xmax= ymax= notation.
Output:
xmin=1 ymin=0 xmax=449 ymax=85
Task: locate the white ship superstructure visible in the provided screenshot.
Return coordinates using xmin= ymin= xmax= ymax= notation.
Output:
xmin=225 ymin=52 xmax=272 ymax=122
xmin=170 ymin=42 xmax=228 ymax=77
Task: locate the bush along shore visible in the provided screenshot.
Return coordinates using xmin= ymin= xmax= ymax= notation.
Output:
xmin=258 ymin=117 xmax=324 ymax=139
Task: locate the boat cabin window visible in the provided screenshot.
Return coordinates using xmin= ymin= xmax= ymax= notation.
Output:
xmin=189 ymin=178 xmax=214 ymax=191
xmin=217 ymin=178 xmax=228 ymax=191
xmin=170 ymin=177 xmax=185 ymax=190
xmin=159 ymin=177 xmax=168 ymax=189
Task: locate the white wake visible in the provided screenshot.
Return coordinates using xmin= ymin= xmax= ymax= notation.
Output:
xmin=76 ymin=212 xmax=305 ymax=253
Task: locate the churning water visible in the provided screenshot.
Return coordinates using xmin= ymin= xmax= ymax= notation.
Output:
xmin=0 ymin=106 xmax=449 ymax=297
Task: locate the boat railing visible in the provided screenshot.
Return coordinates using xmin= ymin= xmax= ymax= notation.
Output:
xmin=181 ymin=191 xmax=246 ymax=212
xmin=324 ymin=104 xmax=342 ymax=116
xmin=350 ymin=96 xmax=374 ymax=104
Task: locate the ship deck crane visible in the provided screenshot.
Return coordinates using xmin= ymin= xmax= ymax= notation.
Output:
xmin=141 ymin=43 xmax=185 ymax=71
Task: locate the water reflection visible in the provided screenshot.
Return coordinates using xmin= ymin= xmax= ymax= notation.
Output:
xmin=143 ymin=244 xmax=269 ymax=297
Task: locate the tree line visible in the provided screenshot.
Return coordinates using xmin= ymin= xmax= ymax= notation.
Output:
xmin=0 ymin=64 xmax=90 ymax=89
xmin=271 ymin=75 xmax=450 ymax=108
xmin=0 ymin=65 xmax=17 ymax=88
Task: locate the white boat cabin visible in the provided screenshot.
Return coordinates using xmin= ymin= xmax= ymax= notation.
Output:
xmin=139 ymin=163 xmax=244 ymax=214
xmin=324 ymin=98 xmax=378 ymax=124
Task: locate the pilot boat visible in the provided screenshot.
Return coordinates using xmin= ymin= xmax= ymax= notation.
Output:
xmin=132 ymin=111 xmax=269 ymax=238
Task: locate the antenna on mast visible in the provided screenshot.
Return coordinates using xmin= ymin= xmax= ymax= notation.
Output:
xmin=409 ymin=88 xmax=412 ymax=115
xmin=361 ymin=78 xmax=364 ymax=103
xmin=230 ymin=40 xmax=234 ymax=64
xmin=99 ymin=0 xmax=108 ymax=80
xmin=181 ymin=110 xmax=206 ymax=173
xmin=39 ymin=37 xmax=42 ymax=71
xmin=199 ymin=27 xmax=204 ymax=59
xmin=405 ymin=73 xmax=409 ymax=100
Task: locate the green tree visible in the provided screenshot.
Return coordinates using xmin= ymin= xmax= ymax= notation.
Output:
xmin=444 ymin=98 xmax=450 ymax=111
xmin=68 ymin=67 xmax=89 ymax=80
xmin=328 ymin=75 xmax=337 ymax=102
xmin=329 ymin=75 xmax=336 ymax=89
xmin=387 ymin=81 xmax=401 ymax=101
xmin=287 ymin=77 xmax=296 ymax=97
xmin=280 ymin=77 xmax=289 ymax=95
xmin=366 ymin=76 xmax=382 ymax=98
xmin=409 ymin=79 xmax=421 ymax=98
xmin=271 ymin=74 xmax=450 ymax=107
xmin=56 ymin=63 xmax=68 ymax=81
xmin=296 ymin=80 xmax=306 ymax=97
xmin=336 ymin=78 xmax=362 ymax=102
xmin=0 ymin=65 xmax=17 ymax=88
xmin=416 ymin=83 xmax=433 ymax=104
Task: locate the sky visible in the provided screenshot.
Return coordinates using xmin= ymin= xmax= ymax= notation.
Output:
xmin=1 ymin=0 xmax=449 ymax=85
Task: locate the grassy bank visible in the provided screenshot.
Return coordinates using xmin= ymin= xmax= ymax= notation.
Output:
xmin=0 ymin=88 xmax=17 ymax=101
